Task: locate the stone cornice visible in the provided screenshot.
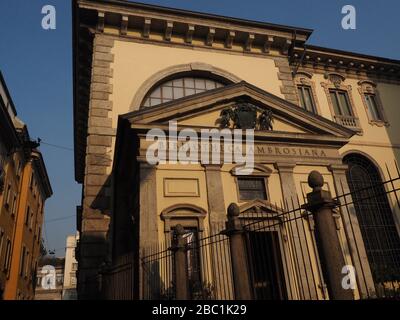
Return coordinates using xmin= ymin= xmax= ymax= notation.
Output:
xmin=291 ymin=45 xmax=400 ymax=81
xmin=31 ymin=150 xmax=53 ymax=199
xmin=76 ymin=0 xmax=311 ymax=55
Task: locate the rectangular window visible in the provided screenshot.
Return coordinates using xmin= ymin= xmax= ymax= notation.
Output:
xmin=0 ymin=230 xmax=4 ymax=267
xmin=19 ymin=246 xmax=26 ymax=276
xmin=3 ymin=239 xmax=11 ymax=272
xmin=297 ymin=85 xmax=317 ymax=113
xmin=25 ymin=251 xmax=30 ymax=278
xmin=11 ymin=195 xmax=17 ymax=216
xmin=33 ymin=181 xmax=37 ymax=198
xmin=38 ymin=199 xmax=42 ymax=216
xmin=29 ymin=172 xmax=34 ymax=189
xmin=4 ymin=184 xmax=11 ymax=209
xmin=30 ymin=211 xmax=34 ymax=230
xmin=238 ymin=177 xmax=267 ymax=201
xmin=25 ymin=206 xmax=30 ymax=225
xmin=37 ymin=227 xmax=41 ymax=243
xmin=338 ymin=91 xmax=352 ymax=116
xmin=16 ymin=160 xmax=22 ymax=179
xmin=365 ymin=94 xmax=382 ymax=121
xmin=329 ymin=89 xmax=353 ymax=116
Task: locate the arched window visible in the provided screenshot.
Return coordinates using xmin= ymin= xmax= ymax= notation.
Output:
xmin=142 ymin=77 xmax=225 ymax=108
xmin=343 ymin=154 xmax=400 ymax=285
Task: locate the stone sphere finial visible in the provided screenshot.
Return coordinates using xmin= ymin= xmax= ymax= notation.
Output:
xmin=308 ymin=170 xmax=324 ymax=191
xmin=227 ymin=203 xmax=240 ymax=217
xmin=174 ymin=224 xmax=185 ymax=235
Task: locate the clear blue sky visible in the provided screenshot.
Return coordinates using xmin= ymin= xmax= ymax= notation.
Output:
xmin=0 ymin=0 xmax=399 ymax=256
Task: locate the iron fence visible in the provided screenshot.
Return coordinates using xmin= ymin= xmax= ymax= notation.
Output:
xmin=100 ymin=166 xmax=400 ymax=300
xmin=140 ymin=202 xmax=325 ymax=300
xmin=333 ymin=163 xmax=400 ymax=299
xmin=100 ymin=252 xmax=135 ymax=300
xmin=141 ymin=228 xmax=234 ymax=300
xmin=239 ymin=202 xmax=323 ymax=300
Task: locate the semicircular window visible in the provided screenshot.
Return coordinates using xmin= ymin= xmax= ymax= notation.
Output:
xmin=142 ymin=77 xmax=225 ymax=108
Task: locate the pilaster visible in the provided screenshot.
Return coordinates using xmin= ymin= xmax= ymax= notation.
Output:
xmin=202 ymin=164 xmax=226 ymax=232
xmin=275 ymin=162 xmax=318 ymax=300
xmin=328 ymin=164 xmax=376 ymax=298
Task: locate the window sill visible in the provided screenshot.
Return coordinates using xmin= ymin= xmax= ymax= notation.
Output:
xmin=368 ymin=120 xmax=389 ymax=127
xmin=346 ymin=125 xmax=363 ymax=136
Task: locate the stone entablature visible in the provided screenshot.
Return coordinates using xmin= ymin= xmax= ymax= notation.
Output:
xmin=292 ymin=45 xmax=400 ymax=83
xmin=77 ymin=0 xmax=311 ymax=55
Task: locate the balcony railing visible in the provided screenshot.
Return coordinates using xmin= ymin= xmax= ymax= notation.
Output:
xmin=334 ymin=115 xmax=362 ymax=132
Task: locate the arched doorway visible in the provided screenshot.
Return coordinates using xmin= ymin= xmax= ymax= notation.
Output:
xmin=343 ymin=154 xmax=400 ymax=287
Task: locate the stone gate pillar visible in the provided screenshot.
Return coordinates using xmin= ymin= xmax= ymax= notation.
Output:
xmin=303 ymin=170 xmax=354 ymax=300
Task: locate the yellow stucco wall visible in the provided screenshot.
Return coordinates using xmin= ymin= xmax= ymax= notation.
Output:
xmin=110 ymin=40 xmax=283 ymax=124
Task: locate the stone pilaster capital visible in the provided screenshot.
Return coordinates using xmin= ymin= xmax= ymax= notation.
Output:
xmin=138 ymin=157 xmax=157 ymax=169
xmin=328 ymin=164 xmax=349 ymax=175
xmin=274 ymin=162 xmax=296 ymax=173
xmin=201 ymin=163 xmax=223 ymax=171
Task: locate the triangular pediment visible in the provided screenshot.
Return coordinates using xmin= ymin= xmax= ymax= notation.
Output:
xmin=122 ymin=81 xmax=354 ymax=140
xmin=239 ymin=200 xmax=283 ymax=219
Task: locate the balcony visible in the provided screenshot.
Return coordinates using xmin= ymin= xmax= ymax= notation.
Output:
xmin=334 ymin=115 xmax=362 ymax=133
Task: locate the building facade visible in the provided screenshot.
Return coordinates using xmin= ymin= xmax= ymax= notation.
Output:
xmin=0 ymin=72 xmax=52 ymax=300
xmin=73 ymin=0 xmax=400 ymax=299
xmin=34 ymin=256 xmax=65 ymax=300
xmin=62 ymin=233 xmax=78 ymax=300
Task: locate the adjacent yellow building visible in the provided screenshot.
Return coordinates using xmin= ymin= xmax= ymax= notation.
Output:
xmin=73 ymin=0 xmax=400 ymax=299
xmin=0 ymin=72 xmax=52 ymax=300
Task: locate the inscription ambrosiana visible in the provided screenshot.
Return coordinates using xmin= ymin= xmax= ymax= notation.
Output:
xmin=145 ymin=140 xmax=329 ymax=158
xmin=144 ymin=121 xmax=332 ymax=173
xmin=255 ymin=145 xmax=327 ymax=157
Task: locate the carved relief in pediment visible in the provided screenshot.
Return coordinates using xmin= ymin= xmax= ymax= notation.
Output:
xmin=219 ymin=102 xmax=273 ymax=130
